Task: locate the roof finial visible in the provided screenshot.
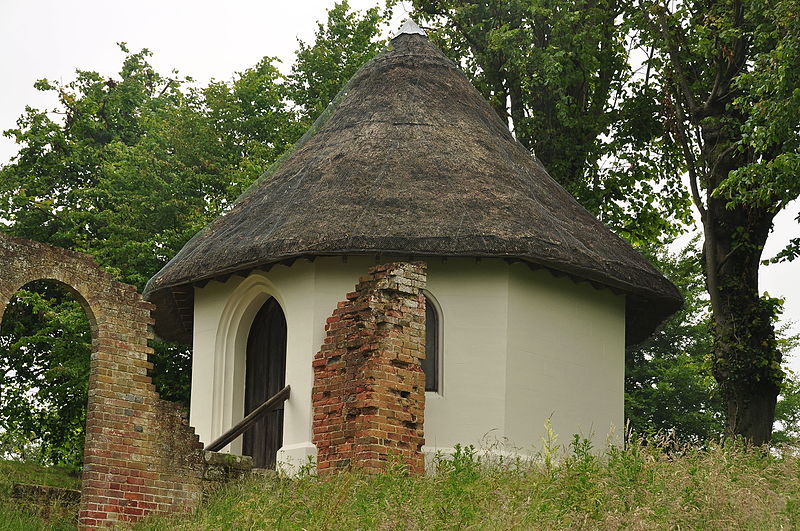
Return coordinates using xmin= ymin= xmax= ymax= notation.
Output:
xmin=394 ymin=18 xmax=427 ymax=38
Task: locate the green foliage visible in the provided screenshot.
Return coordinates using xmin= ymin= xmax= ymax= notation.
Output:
xmin=718 ymin=0 xmax=800 ymax=221
xmin=2 ymin=46 xmax=232 ymax=288
xmin=0 ymin=47 xmax=250 ymax=464
xmin=287 ymin=1 xmax=387 ymax=125
xmin=0 ymin=282 xmax=90 ymax=465
xmin=202 ymin=57 xmax=305 ymax=199
xmin=137 ymin=435 xmax=800 ymax=530
xmin=711 ymin=292 xmax=785 ymax=391
xmin=625 ymin=242 xmax=725 ymax=443
xmin=147 ymin=341 xmax=192 ymax=406
xmin=625 ymin=240 xmax=799 ymax=444
xmin=0 ymin=3 xmax=388 ymax=466
xmin=631 ymin=0 xmax=800 ymax=441
xmin=774 ymin=370 xmax=800 ymax=444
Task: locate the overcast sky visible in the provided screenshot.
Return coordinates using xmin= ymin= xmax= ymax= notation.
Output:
xmin=1 ymin=1 xmax=797 ymax=371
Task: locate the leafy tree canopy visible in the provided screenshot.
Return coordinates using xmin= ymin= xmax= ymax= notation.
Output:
xmin=0 ymin=282 xmax=90 ymax=464
xmin=625 ymin=242 xmax=725 ymax=444
xmin=631 ymin=0 xmax=800 ymax=442
xmin=288 ymin=0 xmax=387 ymax=125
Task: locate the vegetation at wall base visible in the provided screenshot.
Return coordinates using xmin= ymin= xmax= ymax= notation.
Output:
xmin=0 ymin=435 xmax=798 ymax=530
xmin=136 ymin=436 xmax=800 ymax=531
xmin=0 ymin=459 xmax=80 ymax=531
xmin=0 ymin=507 xmax=74 ymax=531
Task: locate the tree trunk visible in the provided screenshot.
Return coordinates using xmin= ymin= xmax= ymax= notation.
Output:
xmin=701 ymin=115 xmax=781 ymax=445
xmin=708 ymin=240 xmax=780 ymax=444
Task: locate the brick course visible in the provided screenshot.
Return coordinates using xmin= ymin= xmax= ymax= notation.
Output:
xmin=312 ymin=262 xmax=427 ymax=474
xmin=0 ymin=234 xmax=203 ymax=529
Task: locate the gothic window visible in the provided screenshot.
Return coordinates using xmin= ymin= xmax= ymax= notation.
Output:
xmin=423 ymin=294 xmax=440 ymax=392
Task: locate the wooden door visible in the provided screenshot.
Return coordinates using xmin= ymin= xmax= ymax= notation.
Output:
xmin=242 ymin=297 xmax=287 ymax=469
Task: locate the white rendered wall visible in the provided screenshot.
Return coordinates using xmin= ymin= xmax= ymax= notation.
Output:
xmin=190 ymin=256 xmax=625 ymax=470
xmin=422 ymin=259 xmax=510 ymax=452
xmin=505 ymin=264 xmax=626 ymax=455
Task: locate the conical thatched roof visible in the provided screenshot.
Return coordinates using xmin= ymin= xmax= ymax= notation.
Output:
xmin=145 ymin=25 xmax=681 ymax=346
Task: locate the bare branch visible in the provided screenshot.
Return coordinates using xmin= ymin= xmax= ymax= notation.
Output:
xmin=652 ymin=3 xmax=699 ymax=114
xmin=157 ymin=79 xmax=175 ymax=99
xmin=672 ymin=81 xmax=707 ymax=220
xmin=704 ymin=60 xmax=726 ymax=111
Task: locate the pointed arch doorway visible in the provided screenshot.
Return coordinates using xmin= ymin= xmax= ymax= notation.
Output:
xmin=243 ymin=296 xmax=287 ymax=469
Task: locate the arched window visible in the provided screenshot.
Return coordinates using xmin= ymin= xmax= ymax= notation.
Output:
xmin=422 ymin=294 xmax=440 ymax=392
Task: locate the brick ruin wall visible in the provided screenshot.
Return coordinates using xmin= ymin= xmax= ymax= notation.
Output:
xmin=312 ymin=262 xmax=427 ymax=474
xmin=0 ymin=234 xmax=204 ymax=529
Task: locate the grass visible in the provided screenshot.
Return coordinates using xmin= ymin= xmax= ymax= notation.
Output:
xmin=1 ymin=436 xmax=797 ymax=530
xmin=0 ymin=460 xmax=81 ymax=531
xmin=0 ymin=460 xmax=81 ymax=494
xmin=138 ymin=435 xmax=800 ymax=530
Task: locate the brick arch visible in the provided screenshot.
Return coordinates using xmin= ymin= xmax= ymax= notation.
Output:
xmin=0 ymin=255 xmax=106 ymax=340
xmin=0 ymin=234 xmax=203 ymax=529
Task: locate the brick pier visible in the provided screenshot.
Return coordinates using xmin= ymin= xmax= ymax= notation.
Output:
xmin=312 ymin=262 xmax=427 ymax=474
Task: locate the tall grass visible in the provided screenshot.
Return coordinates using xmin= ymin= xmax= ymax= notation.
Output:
xmin=0 ymin=505 xmax=76 ymax=531
xmin=0 ymin=459 xmax=80 ymax=531
xmin=139 ymin=435 xmax=800 ymax=530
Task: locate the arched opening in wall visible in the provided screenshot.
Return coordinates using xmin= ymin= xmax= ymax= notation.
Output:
xmin=423 ymin=293 xmax=442 ymax=393
xmin=243 ymin=296 xmax=287 ymax=469
xmin=0 ymin=280 xmax=92 ymax=467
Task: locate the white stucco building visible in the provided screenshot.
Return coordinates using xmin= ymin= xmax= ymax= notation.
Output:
xmin=145 ymin=21 xmax=681 ymax=470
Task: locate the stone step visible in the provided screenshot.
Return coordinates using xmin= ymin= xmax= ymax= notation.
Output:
xmin=250 ymin=467 xmax=278 ymax=479
xmin=11 ymin=483 xmax=81 ymax=521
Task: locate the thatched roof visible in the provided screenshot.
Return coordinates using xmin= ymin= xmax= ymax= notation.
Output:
xmin=145 ymin=24 xmax=682 ymax=346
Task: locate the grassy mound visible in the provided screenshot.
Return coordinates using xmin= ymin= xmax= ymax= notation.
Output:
xmin=139 ymin=436 xmax=800 ymax=530
xmin=0 ymin=460 xmax=81 ymax=531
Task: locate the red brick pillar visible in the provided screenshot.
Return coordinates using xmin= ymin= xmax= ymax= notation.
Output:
xmin=312 ymin=262 xmax=427 ymax=474
xmin=79 ymin=287 xmax=204 ymax=528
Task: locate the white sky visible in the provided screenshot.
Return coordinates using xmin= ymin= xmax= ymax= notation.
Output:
xmin=1 ymin=0 xmax=797 ymax=372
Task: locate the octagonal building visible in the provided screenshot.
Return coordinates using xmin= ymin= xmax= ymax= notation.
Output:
xmin=145 ymin=21 xmax=681 ymax=471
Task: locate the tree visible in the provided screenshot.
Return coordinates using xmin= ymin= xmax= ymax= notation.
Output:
xmin=288 ymin=1 xmax=387 ymax=125
xmin=202 ymin=57 xmax=305 ymax=199
xmin=0 ymin=282 xmax=90 ymax=465
xmin=398 ymin=0 xmax=692 ymax=245
xmin=625 ymin=241 xmax=726 ymax=443
xmin=626 ymin=239 xmax=800 ymax=444
xmin=634 ymin=0 xmax=800 ymax=443
xmin=0 ymin=46 xmax=301 ymax=463
xmin=773 ymin=371 xmax=800 ymax=444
